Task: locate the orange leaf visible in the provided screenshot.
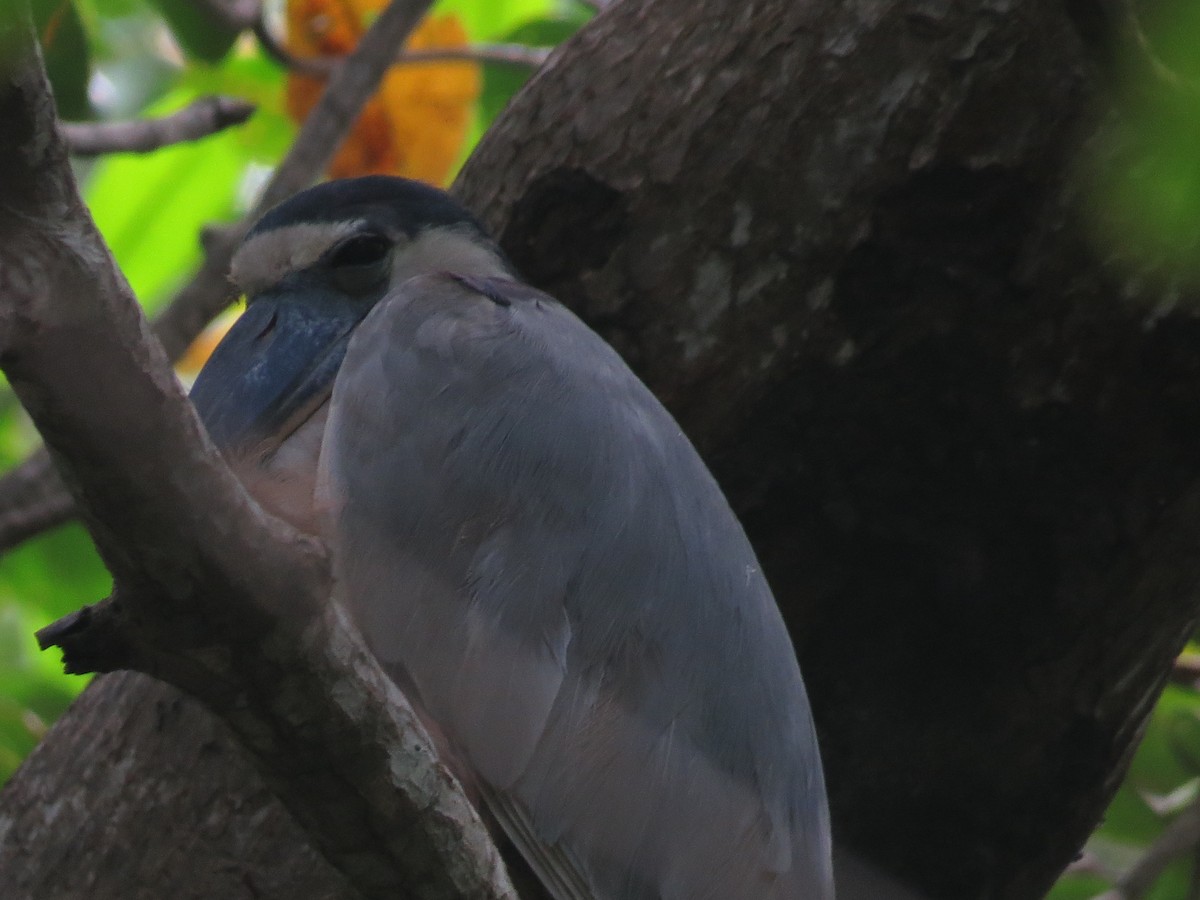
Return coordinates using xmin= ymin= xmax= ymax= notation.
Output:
xmin=177 ymin=307 xmax=242 ymax=378
xmin=284 ymin=2 xmax=480 ymax=186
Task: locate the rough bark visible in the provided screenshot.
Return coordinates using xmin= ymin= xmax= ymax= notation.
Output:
xmin=0 ymin=7 xmax=515 ymax=900
xmin=1 ymin=0 xmax=1192 ymax=899
xmin=461 ymin=1 xmax=1196 ymax=896
xmin=0 ymin=673 xmax=357 ymax=900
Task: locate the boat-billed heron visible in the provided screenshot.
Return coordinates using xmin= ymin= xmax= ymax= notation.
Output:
xmin=189 ymin=176 xmax=834 ymax=899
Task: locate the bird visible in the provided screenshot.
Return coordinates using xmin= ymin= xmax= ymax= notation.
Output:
xmin=188 ymin=175 xmax=835 ymax=900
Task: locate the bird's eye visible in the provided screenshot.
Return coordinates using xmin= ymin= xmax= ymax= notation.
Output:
xmin=329 ymin=233 xmax=391 ymax=268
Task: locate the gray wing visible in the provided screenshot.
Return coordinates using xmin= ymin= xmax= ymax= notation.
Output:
xmin=318 ymin=273 xmax=833 ymax=900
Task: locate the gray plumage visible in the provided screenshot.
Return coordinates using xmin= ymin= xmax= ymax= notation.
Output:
xmin=321 ymin=274 xmax=832 ymax=899
xmin=190 ymin=177 xmax=835 ymax=900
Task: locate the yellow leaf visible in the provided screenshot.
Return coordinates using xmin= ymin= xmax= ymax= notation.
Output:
xmin=284 ymin=2 xmax=480 ymax=186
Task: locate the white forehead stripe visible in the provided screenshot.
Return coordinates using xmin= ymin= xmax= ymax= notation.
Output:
xmin=389 ymin=225 xmax=511 ymax=286
xmin=230 ymin=220 xmax=363 ymax=295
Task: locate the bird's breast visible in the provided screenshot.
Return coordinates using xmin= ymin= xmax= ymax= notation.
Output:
xmin=231 ymin=402 xmax=329 ymax=535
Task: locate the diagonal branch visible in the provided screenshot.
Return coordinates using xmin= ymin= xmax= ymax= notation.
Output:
xmin=0 ymin=4 xmax=515 ymax=899
xmin=1095 ymin=0 xmax=1200 ymax=98
xmin=254 ymin=13 xmax=550 ymax=76
xmin=190 ymin=0 xmax=260 ymax=32
xmin=255 ymin=0 xmax=436 ymax=211
xmin=397 ymin=44 xmax=551 ymax=67
xmin=0 ymin=452 xmax=74 ymax=549
xmin=60 ymin=96 xmax=256 ymax=156
xmin=1092 ymin=794 xmax=1200 ymax=899
xmin=0 ymin=0 xmax=439 ymax=555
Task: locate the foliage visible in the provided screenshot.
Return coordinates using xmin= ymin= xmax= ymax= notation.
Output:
xmin=1049 ymin=679 xmax=1200 ymax=898
xmin=1044 ymin=6 xmax=1200 ymax=894
xmin=284 ymin=3 xmax=480 ymax=182
xmin=1085 ymin=0 xmax=1200 ymax=291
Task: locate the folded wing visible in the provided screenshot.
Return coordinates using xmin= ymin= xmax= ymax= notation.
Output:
xmin=319 ymin=273 xmax=833 ymax=900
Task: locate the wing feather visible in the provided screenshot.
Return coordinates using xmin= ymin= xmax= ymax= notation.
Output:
xmin=484 ymin=786 xmax=595 ymax=900
xmin=320 ymin=273 xmax=833 ymax=899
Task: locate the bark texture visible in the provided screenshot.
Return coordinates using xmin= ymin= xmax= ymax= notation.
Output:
xmin=0 ymin=673 xmax=356 ymax=900
xmin=1 ymin=0 xmax=1193 ymax=899
xmin=0 ymin=9 xmax=516 ymax=900
xmin=460 ymin=1 xmax=1195 ymax=896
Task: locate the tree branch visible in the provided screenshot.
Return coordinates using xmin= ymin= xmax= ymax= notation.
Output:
xmin=1093 ymin=795 xmax=1200 ymax=899
xmin=0 ymin=450 xmax=74 ymax=549
xmin=188 ymin=0 xmax=260 ymax=32
xmin=60 ymin=96 xmax=256 ymax=156
xmin=399 ymin=44 xmax=550 ymax=67
xmin=1095 ymin=0 xmax=1200 ymax=98
xmin=255 ymin=14 xmax=550 ymax=76
xmin=0 ymin=5 xmax=514 ymax=899
xmin=259 ymin=0 xmax=434 ymax=210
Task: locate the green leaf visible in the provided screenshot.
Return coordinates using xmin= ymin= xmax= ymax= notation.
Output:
xmin=435 ymin=0 xmax=560 ymax=42
xmin=84 ymin=67 xmax=292 ymax=311
xmin=0 ymin=402 xmax=41 ymax=471
xmin=1044 ymin=871 xmax=1111 ymax=900
xmin=1050 ymin=683 xmax=1200 ymax=896
xmin=85 ymin=0 xmax=140 ymax=18
xmin=1146 ymin=858 xmax=1196 ymax=900
xmin=1073 ymin=690 xmax=1194 ymax=851
xmin=85 ymin=129 xmax=243 ymax=309
xmin=32 ymin=0 xmax=91 ymax=118
xmin=479 ymin=15 xmax=587 ymax=131
xmin=145 ymin=0 xmax=239 ymax=62
xmin=1085 ymin=0 xmax=1200 ymax=284
xmin=0 ymin=524 xmax=108 ymax=618
xmin=0 ymin=520 xmax=108 ymax=785
xmin=173 ymin=52 xmax=294 ymax=147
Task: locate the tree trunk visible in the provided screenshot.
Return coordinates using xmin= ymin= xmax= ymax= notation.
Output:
xmin=463 ymin=2 xmax=1191 ymax=896
xmin=3 ymin=1 xmax=1192 ymax=898
xmin=0 ymin=673 xmax=355 ymax=899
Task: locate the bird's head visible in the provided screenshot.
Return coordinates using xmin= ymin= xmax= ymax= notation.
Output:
xmin=189 ymin=176 xmax=508 ymax=455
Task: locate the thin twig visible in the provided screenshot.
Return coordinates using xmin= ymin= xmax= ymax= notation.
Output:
xmin=1171 ymin=653 xmax=1200 ymax=688
xmin=258 ymin=0 xmax=436 ymax=211
xmin=251 ymin=14 xmax=316 ymax=75
xmin=189 ymin=0 xmax=259 ymax=32
xmin=254 ymin=14 xmax=549 ymax=77
xmin=1093 ymin=794 xmax=1200 ymax=899
xmin=399 ymin=44 xmax=551 ymax=67
xmin=60 ymin=96 xmax=255 ymax=156
xmin=1096 ymin=0 xmax=1200 ymax=98
xmin=0 ymin=0 xmax=438 ymax=554
xmin=0 ymin=451 xmax=75 ymax=547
